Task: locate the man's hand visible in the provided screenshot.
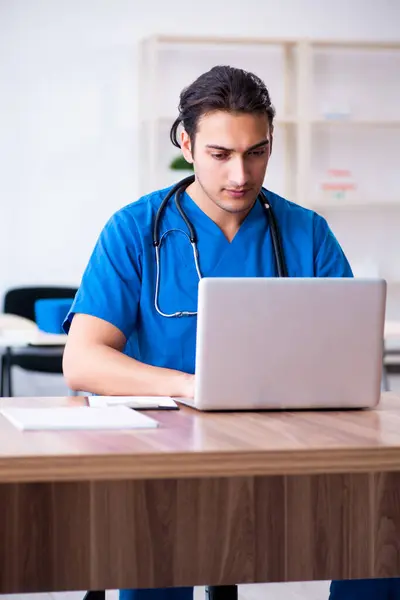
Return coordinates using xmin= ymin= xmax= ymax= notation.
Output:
xmin=178 ymin=372 xmax=195 ymax=398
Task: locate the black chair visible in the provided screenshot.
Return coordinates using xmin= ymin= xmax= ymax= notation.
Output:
xmin=0 ymin=286 xmax=77 ymax=397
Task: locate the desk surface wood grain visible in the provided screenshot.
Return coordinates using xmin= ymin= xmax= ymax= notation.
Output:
xmin=0 ymin=393 xmax=400 ymax=483
xmin=2 ymin=395 xmax=400 ymax=591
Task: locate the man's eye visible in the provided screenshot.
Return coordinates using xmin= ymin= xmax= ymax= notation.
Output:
xmin=250 ymin=149 xmax=267 ymax=156
xmin=212 ymin=153 xmax=228 ymax=160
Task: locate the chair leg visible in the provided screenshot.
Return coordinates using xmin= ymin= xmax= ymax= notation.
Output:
xmin=82 ymin=592 xmax=106 ymax=600
xmin=206 ymin=586 xmax=238 ymax=600
xmin=1 ymin=349 xmax=13 ymax=397
xmin=4 ymin=348 xmax=13 ymax=397
xmin=0 ymin=354 xmax=5 ymax=396
xmin=382 ymin=364 xmax=390 ymax=392
xmin=382 ymin=345 xmax=390 ymax=392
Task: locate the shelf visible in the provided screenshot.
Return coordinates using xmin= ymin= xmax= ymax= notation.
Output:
xmin=311 ymin=118 xmax=400 ymax=127
xmin=311 ymin=40 xmax=400 ymax=51
xmin=148 ymin=35 xmax=298 ymax=47
xmin=142 ymin=116 xmax=400 ymax=128
xmin=310 ymin=201 xmax=400 ymax=211
xmin=140 ymin=115 xmax=299 ymax=126
xmin=144 ymin=35 xmax=400 ymax=51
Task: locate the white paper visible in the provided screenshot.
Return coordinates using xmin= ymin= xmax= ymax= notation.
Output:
xmin=0 ymin=406 xmax=158 ymax=431
xmin=89 ymin=396 xmax=178 ymax=409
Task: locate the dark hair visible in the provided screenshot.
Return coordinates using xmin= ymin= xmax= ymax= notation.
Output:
xmin=170 ymin=65 xmax=276 ymax=149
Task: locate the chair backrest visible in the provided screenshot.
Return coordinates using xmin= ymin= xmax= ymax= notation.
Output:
xmin=3 ymin=286 xmax=78 ymax=322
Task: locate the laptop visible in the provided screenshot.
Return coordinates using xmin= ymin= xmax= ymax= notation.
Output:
xmin=178 ymin=277 xmax=387 ymax=411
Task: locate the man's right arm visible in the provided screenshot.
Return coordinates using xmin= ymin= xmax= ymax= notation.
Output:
xmin=62 ymin=209 xmax=194 ymax=398
xmin=63 ymin=313 xmax=195 ymax=397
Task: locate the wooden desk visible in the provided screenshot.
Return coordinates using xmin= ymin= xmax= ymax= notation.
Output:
xmin=1 ymin=394 xmax=400 ymax=594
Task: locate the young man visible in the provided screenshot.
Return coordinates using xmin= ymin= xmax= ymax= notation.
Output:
xmin=63 ymin=66 xmax=394 ymax=600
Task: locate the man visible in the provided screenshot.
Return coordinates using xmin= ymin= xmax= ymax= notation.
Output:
xmin=63 ymin=65 xmax=395 ymax=600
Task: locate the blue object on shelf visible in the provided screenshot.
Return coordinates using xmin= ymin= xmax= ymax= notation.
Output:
xmin=34 ymin=298 xmax=73 ymax=334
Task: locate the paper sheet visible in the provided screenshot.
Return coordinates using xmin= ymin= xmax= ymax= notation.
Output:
xmin=0 ymin=406 xmax=158 ymax=431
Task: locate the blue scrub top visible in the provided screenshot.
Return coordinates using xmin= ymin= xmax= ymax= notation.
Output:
xmin=63 ymin=185 xmax=353 ymax=374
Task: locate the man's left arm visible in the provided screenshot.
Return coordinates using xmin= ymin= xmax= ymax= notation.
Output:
xmin=313 ymin=214 xmax=353 ymax=278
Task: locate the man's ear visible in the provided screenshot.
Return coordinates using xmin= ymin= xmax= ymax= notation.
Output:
xmin=269 ymin=126 xmax=274 ymax=157
xmin=180 ymin=130 xmax=194 ymax=164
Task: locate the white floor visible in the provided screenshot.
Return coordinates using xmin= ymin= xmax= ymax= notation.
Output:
xmin=0 ymin=582 xmax=332 ymax=600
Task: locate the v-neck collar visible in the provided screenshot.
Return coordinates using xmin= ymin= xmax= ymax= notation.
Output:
xmin=180 ymin=189 xmax=265 ymax=246
xmin=160 ymin=187 xmax=270 ymax=279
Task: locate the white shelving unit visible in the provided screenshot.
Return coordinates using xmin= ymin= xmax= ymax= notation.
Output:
xmin=138 ymin=35 xmax=400 ymax=299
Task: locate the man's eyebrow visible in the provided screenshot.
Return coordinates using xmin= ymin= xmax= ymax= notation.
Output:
xmin=205 ymin=139 xmax=270 ymax=152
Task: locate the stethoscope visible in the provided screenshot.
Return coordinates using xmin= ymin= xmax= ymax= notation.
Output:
xmin=153 ymin=174 xmax=288 ymax=318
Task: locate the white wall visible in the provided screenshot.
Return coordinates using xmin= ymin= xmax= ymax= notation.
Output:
xmin=1 ymin=0 xmax=399 ymax=394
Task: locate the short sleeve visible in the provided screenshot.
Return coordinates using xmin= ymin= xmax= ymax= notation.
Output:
xmin=63 ymin=210 xmax=142 ymax=339
xmin=313 ymin=214 xmax=353 ymax=278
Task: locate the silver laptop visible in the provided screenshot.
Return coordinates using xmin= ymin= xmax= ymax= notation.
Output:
xmin=179 ymin=277 xmax=387 ymax=411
